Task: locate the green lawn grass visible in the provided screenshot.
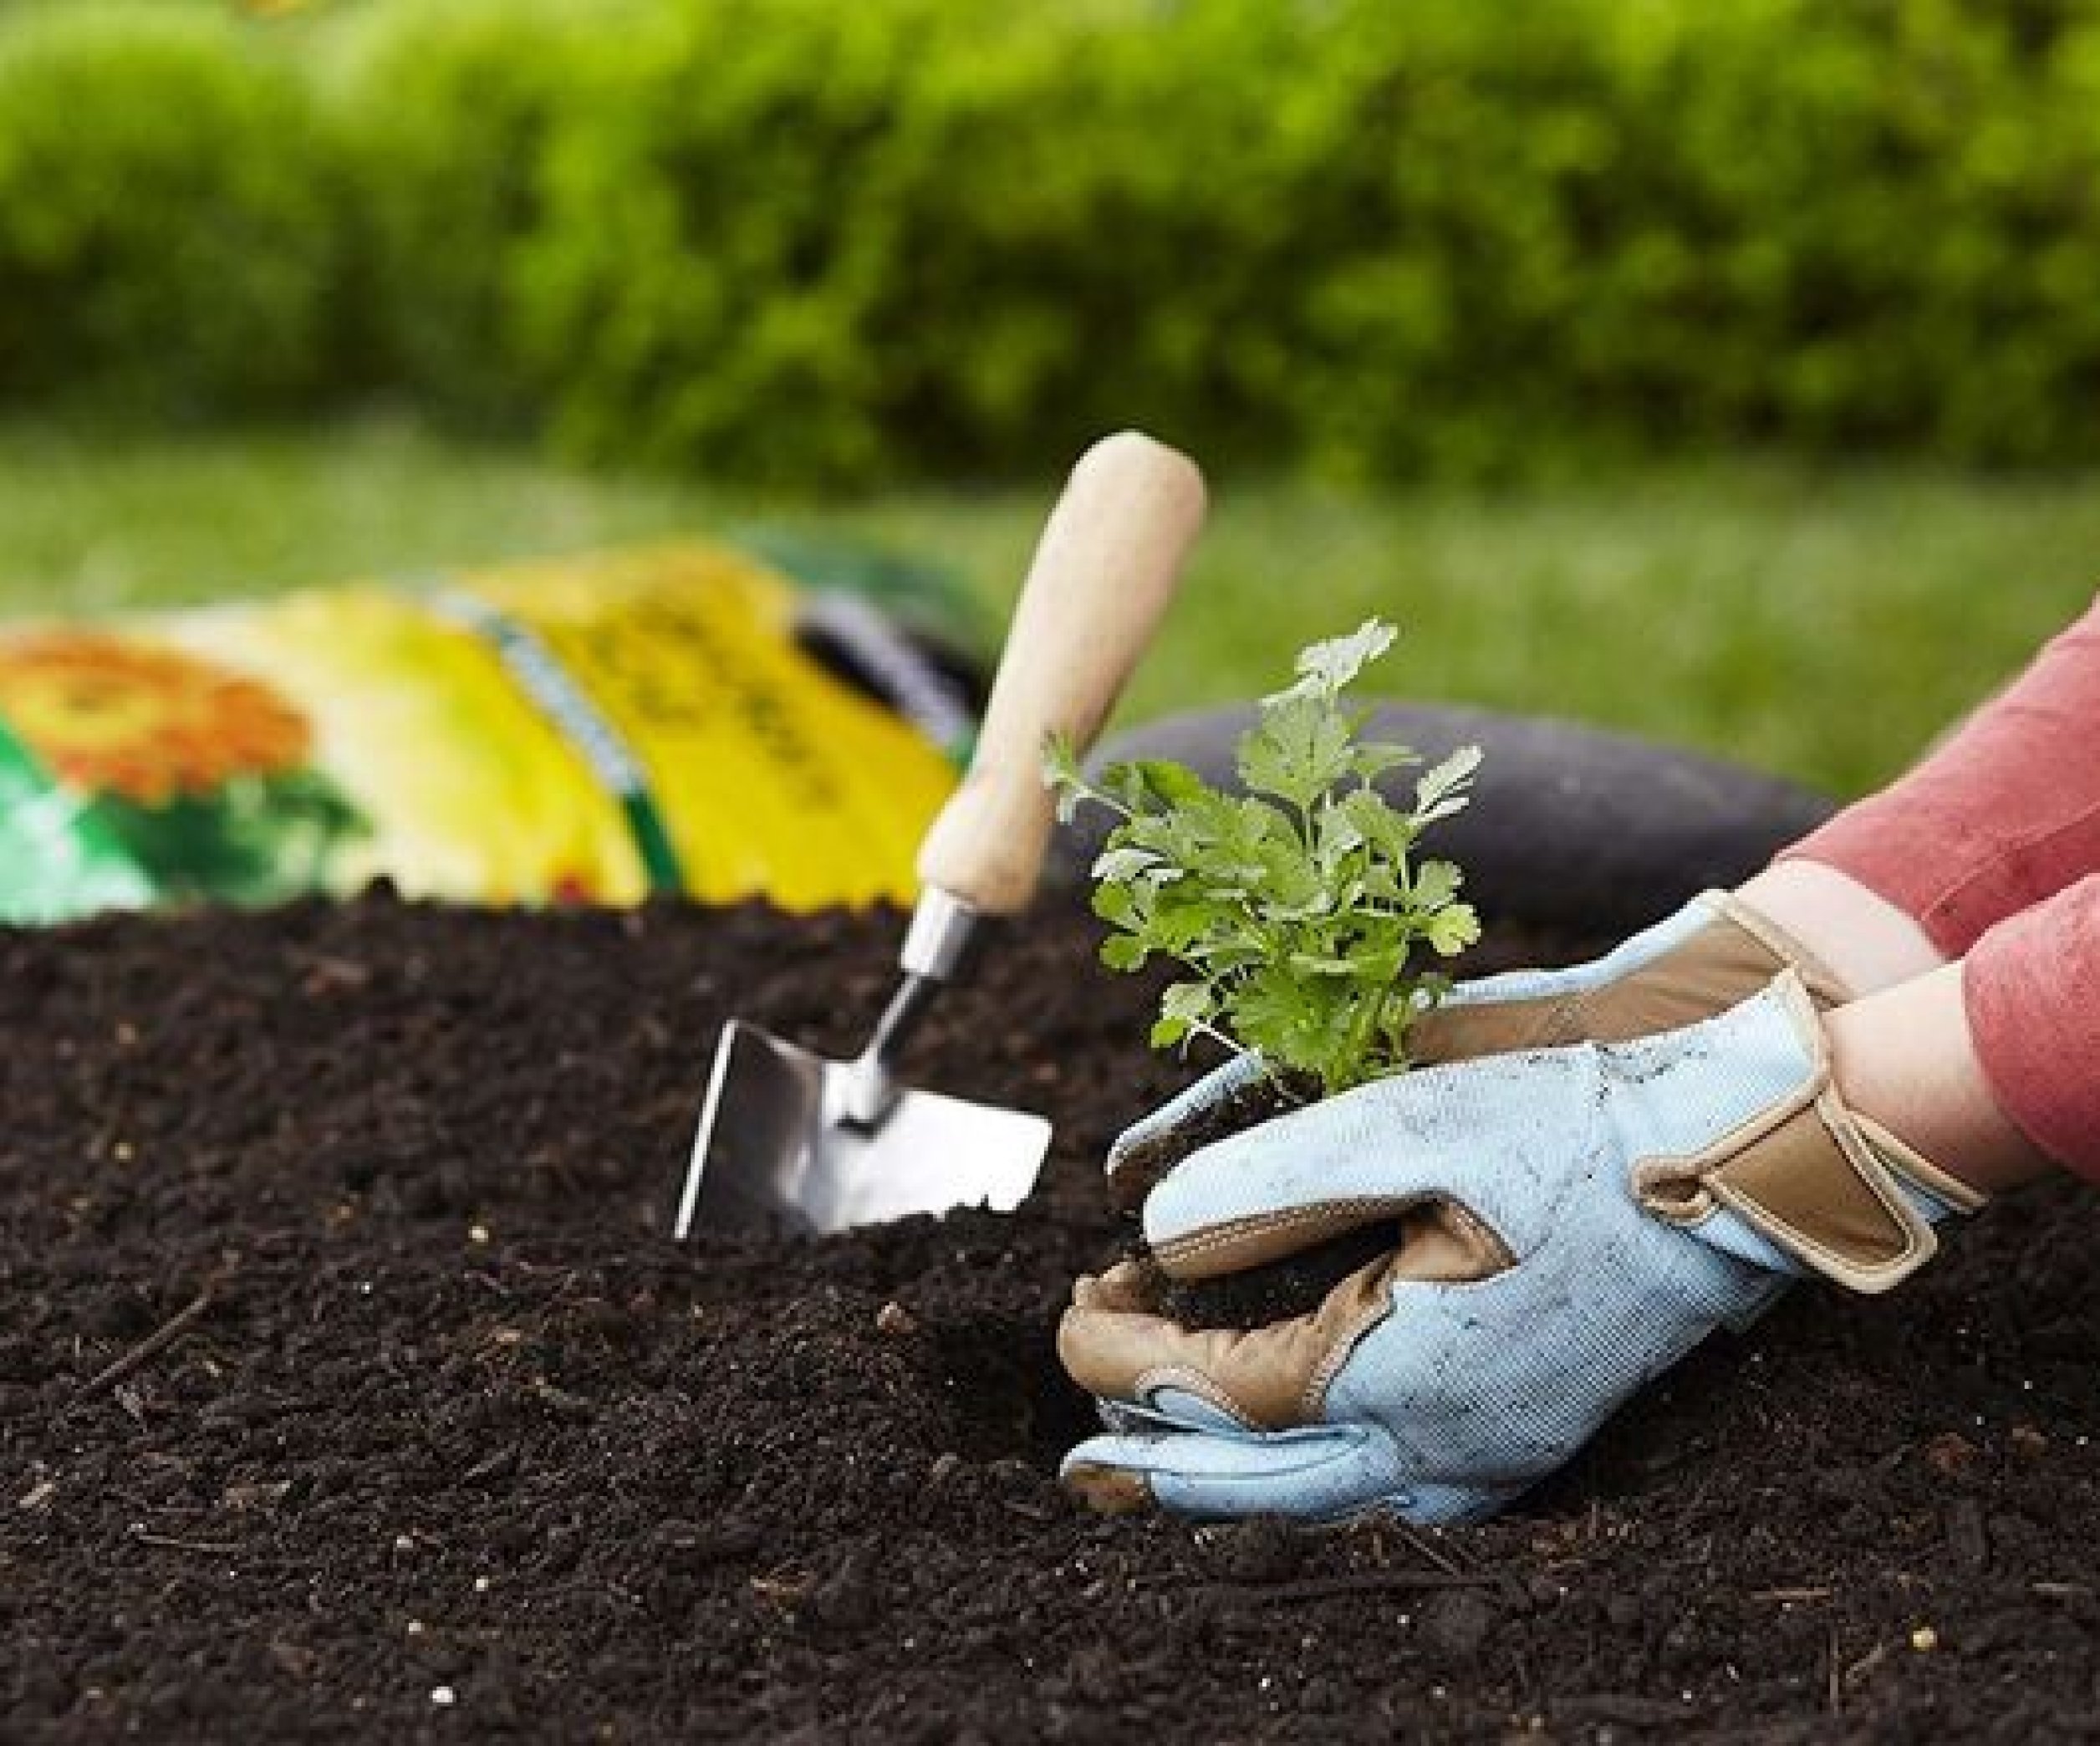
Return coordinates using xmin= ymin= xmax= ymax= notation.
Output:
xmin=3 ymin=416 xmax=2095 ymax=797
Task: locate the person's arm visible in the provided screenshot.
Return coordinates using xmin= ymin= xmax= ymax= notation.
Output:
xmin=1735 ymin=859 xmax=1947 ymax=993
xmin=1828 ymin=959 xmax=2050 ymax=1195
xmin=1776 ymin=592 xmax=2100 ymax=954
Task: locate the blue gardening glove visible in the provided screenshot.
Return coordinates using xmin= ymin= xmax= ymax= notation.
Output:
xmin=1103 ymin=889 xmax=1850 ymax=1208
xmin=1059 ymin=973 xmax=1983 ymax=1525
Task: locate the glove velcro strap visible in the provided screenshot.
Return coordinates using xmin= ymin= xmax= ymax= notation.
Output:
xmin=1633 ymin=973 xmax=1984 ymax=1294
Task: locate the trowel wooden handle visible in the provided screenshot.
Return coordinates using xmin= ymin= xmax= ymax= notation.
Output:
xmin=915 ymin=430 xmax=1206 ymax=916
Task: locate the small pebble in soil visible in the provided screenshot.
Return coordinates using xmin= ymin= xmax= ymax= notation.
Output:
xmin=430 ymin=1686 xmax=456 ymax=1708
xmin=874 ymin=1300 xmax=917 ymax=1337
xmin=807 ymin=1554 xmax=878 ymax=1633
xmin=468 ymin=1223 xmax=491 ymax=1244
xmin=1420 ymin=1590 xmax=1499 ymax=1658
xmin=1924 ymin=1432 xmax=1979 ymax=1477
xmin=1911 ymin=1626 xmax=1939 ymax=1652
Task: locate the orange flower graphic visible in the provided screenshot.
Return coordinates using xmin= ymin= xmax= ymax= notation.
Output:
xmin=0 ymin=631 xmax=313 ymax=804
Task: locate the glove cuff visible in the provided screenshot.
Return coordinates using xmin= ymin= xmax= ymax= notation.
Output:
xmin=1695 ymin=888 xmax=1857 ymax=1008
xmin=1409 ymin=890 xmax=1851 ymax=1067
xmin=1634 ymin=972 xmax=1985 ymax=1294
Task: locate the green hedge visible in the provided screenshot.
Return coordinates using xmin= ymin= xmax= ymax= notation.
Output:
xmin=328 ymin=0 xmax=607 ymax=429
xmin=0 ymin=4 xmax=340 ymax=416
xmin=8 ymin=0 xmax=2100 ymax=480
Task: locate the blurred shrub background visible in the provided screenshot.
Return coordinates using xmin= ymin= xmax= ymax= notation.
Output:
xmin=8 ymin=0 xmax=2100 ymax=484
xmin=0 ymin=3 xmax=341 ymax=416
xmin=4 ymin=0 xmax=2100 ymax=798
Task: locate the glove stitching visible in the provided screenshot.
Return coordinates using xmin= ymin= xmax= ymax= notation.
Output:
xmin=1625 ymin=976 xmax=1822 ymax=1218
xmin=1629 ymin=1075 xmax=1814 ymax=1221
xmin=1154 ymin=1195 xmax=1430 ymax=1268
xmin=1302 ymin=1284 xmax=1399 ymax=1422
xmin=1623 ymin=975 xmax=1937 ymax=1291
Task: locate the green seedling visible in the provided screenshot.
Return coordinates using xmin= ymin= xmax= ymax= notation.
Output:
xmin=1044 ymin=619 xmax=1483 ymax=1100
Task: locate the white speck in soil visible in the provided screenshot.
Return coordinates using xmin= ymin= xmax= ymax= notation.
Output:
xmin=431 ymin=1686 xmax=456 ymax=1708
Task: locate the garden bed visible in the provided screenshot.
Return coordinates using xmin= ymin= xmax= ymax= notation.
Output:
xmin=4 ymin=896 xmax=2098 ymax=1742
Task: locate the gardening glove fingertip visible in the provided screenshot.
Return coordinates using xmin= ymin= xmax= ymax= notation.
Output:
xmin=1068 ymin=1258 xmax=1156 ymax=1315
xmin=1131 ymin=1071 xmax=1518 ymax=1276
xmin=1061 ymin=1442 xmax=1160 ymax=1516
xmin=1063 ymin=1423 xmax=1451 ymax=1524
xmin=1104 ymin=1049 xmax=1267 ymax=1207
xmin=1060 ymin=1251 xmax=1415 ymax=1434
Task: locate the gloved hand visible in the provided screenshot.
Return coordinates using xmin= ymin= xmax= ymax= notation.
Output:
xmin=1104 ymin=888 xmax=1851 ymax=1207
xmin=1058 ymin=973 xmax=1984 ymax=1524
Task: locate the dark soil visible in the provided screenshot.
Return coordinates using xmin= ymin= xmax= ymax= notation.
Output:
xmin=1139 ymin=1217 xmax=1413 ymax=1334
xmin=5 ymin=897 xmax=2100 ymax=1743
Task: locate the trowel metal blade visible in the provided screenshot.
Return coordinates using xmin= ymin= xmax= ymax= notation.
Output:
xmin=673 ymin=1018 xmax=1050 ymax=1239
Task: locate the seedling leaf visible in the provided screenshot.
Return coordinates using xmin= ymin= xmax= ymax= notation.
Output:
xmin=1044 ymin=616 xmax=1486 ymax=1098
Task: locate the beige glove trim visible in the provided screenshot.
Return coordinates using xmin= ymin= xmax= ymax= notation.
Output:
xmin=1632 ymin=973 xmax=1983 ymax=1294
xmin=1696 ymin=889 xmax=1857 ymax=1008
xmin=1149 ymin=1193 xmax=1511 ymax=1283
xmin=1407 ymin=889 xmax=1852 ymax=1067
xmin=1058 ymin=1255 xmax=1399 ymax=1432
xmin=1061 ymin=1203 xmax=1510 ymax=1434
xmin=1858 ymin=1116 xmax=1986 ymax=1215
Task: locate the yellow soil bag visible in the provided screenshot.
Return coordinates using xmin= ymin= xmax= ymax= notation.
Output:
xmin=0 ymin=541 xmax=980 ymax=923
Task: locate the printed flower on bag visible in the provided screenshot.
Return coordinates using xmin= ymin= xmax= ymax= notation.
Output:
xmin=0 ymin=630 xmax=313 ymax=804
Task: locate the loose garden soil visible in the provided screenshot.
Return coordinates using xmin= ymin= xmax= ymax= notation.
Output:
xmin=5 ymin=895 xmax=2100 ymax=1742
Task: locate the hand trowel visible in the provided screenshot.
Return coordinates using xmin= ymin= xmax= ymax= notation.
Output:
xmin=670 ymin=431 xmax=1207 ymax=1239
